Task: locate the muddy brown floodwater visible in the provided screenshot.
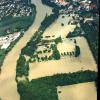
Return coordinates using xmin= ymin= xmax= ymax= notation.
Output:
xmin=0 ymin=0 xmax=52 ymax=100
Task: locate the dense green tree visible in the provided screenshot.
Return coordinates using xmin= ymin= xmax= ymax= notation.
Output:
xmin=16 ymin=55 xmax=29 ymax=77
xmin=17 ymin=71 xmax=97 ymax=100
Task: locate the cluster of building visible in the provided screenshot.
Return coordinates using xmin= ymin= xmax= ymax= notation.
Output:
xmin=0 ymin=0 xmax=31 ymax=6
xmin=0 ymin=32 xmax=20 ymax=49
xmin=0 ymin=0 xmax=12 ymax=6
xmin=51 ymin=0 xmax=70 ymax=6
xmin=0 ymin=0 xmax=33 ymax=20
xmin=79 ymin=0 xmax=97 ymax=11
xmin=51 ymin=0 xmax=97 ymax=11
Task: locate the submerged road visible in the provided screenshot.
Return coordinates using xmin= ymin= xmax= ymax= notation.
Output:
xmin=0 ymin=0 xmax=52 ymax=100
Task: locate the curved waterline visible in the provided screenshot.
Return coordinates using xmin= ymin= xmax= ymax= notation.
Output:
xmin=0 ymin=0 xmax=52 ymax=100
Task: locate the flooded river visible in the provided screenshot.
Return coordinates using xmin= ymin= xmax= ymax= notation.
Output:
xmin=0 ymin=0 xmax=52 ymax=100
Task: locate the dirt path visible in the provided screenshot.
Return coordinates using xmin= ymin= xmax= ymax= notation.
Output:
xmin=0 ymin=0 xmax=52 ymax=100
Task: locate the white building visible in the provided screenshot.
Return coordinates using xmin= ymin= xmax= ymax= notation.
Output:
xmin=0 ymin=32 xmax=20 ymax=49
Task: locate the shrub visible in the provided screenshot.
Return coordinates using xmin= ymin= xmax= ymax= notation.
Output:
xmin=75 ymin=45 xmax=80 ymax=57
xmin=51 ymin=44 xmax=60 ymax=60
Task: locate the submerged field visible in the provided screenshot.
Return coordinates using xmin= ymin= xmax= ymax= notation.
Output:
xmin=57 ymin=82 xmax=97 ymax=100
xmin=29 ymin=37 xmax=97 ymax=80
xmin=16 ymin=5 xmax=97 ymax=100
xmin=0 ymin=0 xmax=98 ymax=100
xmin=16 ymin=0 xmax=98 ymax=99
xmin=27 ymin=14 xmax=97 ymax=80
xmin=43 ymin=14 xmax=76 ymax=38
xmin=17 ymin=71 xmax=97 ymax=100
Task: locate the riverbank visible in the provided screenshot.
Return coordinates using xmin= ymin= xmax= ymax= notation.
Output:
xmin=0 ymin=0 xmax=52 ymax=100
xmin=0 ymin=0 xmax=98 ymax=100
xmin=0 ymin=4 xmax=36 ymax=70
